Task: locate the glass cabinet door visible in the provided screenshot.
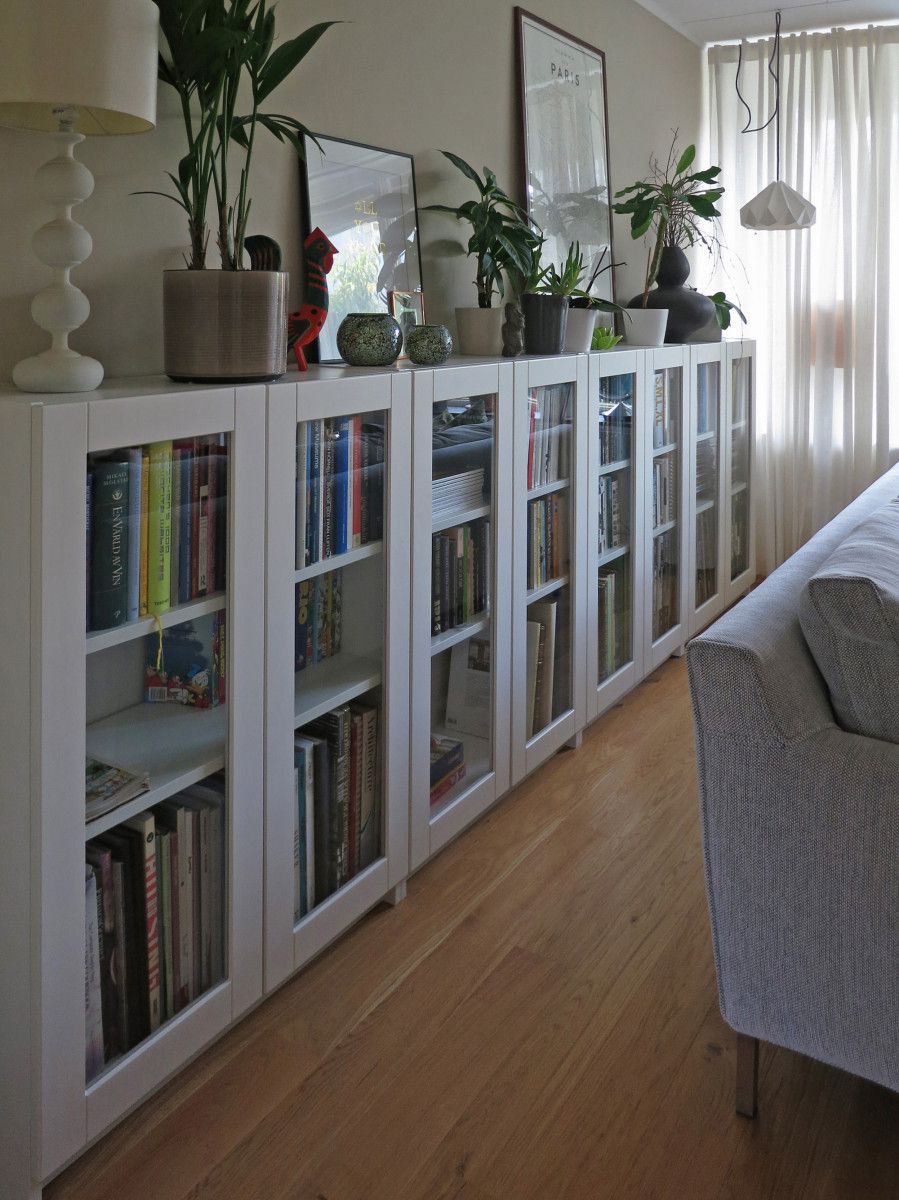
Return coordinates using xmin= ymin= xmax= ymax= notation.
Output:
xmin=596 ymin=368 xmax=636 ymax=685
xmin=692 ymin=353 xmax=723 ymax=628
xmin=411 ymin=363 xmax=511 ymax=870
xmin=730 ymin=353 xmax=753 ymax=585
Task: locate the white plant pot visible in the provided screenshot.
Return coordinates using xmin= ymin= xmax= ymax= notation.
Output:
xmin=622 ymin=307 xmax=669 ymax=347
xmin=455 ymin=306 xmax=503 ymax=357
xmin=564 ymin=307 xmax=598 ymax=352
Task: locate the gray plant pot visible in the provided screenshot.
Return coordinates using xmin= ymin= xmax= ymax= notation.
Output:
xmin=522 ymin=293 xmax=569 ymax=355
xmin=163 ymin=269 xmax=288 ymax=383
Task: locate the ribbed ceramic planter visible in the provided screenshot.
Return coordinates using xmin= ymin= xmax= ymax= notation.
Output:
xmin=163 ymin=269 xmax=288 ymax=383
xmin=564 ymin=306 xmax=598 ymax=352
xmin=522 ymin=293 xmax=569 ymax=355
xmin=336 ymin=313 xmax=403 ymax=366
xmin=622 ymin=307 xmax=669 ymax=347
xmin=455 ymin=307 xmax=503 ymax=357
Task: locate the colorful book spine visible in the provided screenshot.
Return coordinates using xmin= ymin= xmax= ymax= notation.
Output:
xmin=139 ymin=448 xmax=150 ymax=616
xmin=124 ymin=812 xmax=161 ymax=1033
xmin=89 ymin=455 xmax=131 ymax=630
xmin=147 ymin=440 xmax=173 ymax=615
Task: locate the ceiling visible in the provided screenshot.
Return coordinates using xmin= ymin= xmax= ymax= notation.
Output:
xmin=633 ymin=0 xmax=899 ymax=43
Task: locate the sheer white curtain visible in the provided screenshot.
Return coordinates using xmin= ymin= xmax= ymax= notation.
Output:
xmin=705 ymin=26 xmax=899 ymax=573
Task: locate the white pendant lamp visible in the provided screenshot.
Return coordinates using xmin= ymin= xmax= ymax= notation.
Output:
xmin=0 ymin=0 xmax=159 ymax=393
xmin=737 ymin=11 xmax=816 ymax=232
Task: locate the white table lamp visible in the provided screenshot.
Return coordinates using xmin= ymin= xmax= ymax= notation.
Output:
xmin=0 ymin=0 xmax=158 ymax=392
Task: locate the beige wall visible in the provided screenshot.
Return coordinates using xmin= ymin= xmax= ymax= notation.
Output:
xmin=0 ymin=0 xmax=701 ymax=380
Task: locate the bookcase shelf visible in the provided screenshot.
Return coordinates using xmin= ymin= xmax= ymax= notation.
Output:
xmin=598 ymin=543 xmax=629 ymax=567
xmin=430 ymin=613 xmax=490 ymax=656
xmin=653 ymin=519 xmax=677 ymax=538
xmin=652 ymin=441 xmax=678 ymax=457
xmin=432 ymin=501 xmax=491 ymax=534
xmin=85 ymin=593 xmax=227 ymax=655
xmin=731 ymin=480 xmax=748 ymax=495
xmin=527 ymin=477 xmax=570 ymax=499
xmin=597 ymin=457 xmax=630 ymax=476
xmin=293 ymin=653 xmax=382 ymax=729
xmin=525 ymin=573 xmax=570 ymax=603
xmin=294 ymin=540 xmax=382 ymax=583
xmin=428 ymin=725 xmax=492 ymax=816
xmin=696 ymin=497 xmax=716 ymax=515
xmin=696 ymin=428 xmax=717 ymax=442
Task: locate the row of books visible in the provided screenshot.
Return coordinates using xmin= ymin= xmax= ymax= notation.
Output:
xmin=525 ymin=598 xmax=560 ymax=739
xmin=294 ymin=701 xmax=380 ymax=917
xmin=695 ymin=506 xmax=718 ymax=607
xmin=431 ymin=518 xmax=491 ymax=635
xmin=87 ymin=437 xmax=227 ymax=633
xmin=295 ymin=571 xmax=342 ymax=672
xmin=599 ymin=475 xmax=626 ymax=556
xmin=430 ymin=734 xmax=466 ymax=807
xmin=527 ymin=385 xmax=572 ymax=489
xmin=85 ymin=776 xmax=226 ymax=1081
xmin=696 ymin=435 xmax=718 ymax=504
xmin=598 ymin=561 xmax=629 ymax=681
xmin=432 ymin=466 xmax=486 ymax=520
xmin=296 ymin=417 xmax=384 ymax=568
xmin=696 ymin=361 xmax=719 ymax=435
xmin=144 ymin=612 xmax=226 ymax=709
xmin=652 ymin=533 xmax=679 ymax=641
xmin=598 ymin=395 xmax=632 ymax=467
xmin=653 ymin=369 xmax=680 ymax=450
xmin=527 ymin=493 xmax=568 ymax=591
xmin=652 ymin=456 xmax=677 ymax=529
xmin=732 ymin=492 xmax=749 ymax=576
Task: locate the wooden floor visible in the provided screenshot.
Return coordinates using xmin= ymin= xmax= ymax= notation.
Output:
xmin=50 ymin=659 xmax=899 ymax=1200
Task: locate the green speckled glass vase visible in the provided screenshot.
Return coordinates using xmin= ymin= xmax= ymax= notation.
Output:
xmin=336 ymin=313 xmax=402 ymax=366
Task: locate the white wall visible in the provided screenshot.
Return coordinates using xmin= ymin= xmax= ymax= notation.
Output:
xmin=0 ymin=0 xmax=701 ymax=380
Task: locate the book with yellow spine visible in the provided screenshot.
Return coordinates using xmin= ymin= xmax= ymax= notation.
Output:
xmin=147 ymin=440 xmax=173 ymax=615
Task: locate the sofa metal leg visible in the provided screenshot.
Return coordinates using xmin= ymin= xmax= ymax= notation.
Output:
xmin=736 ymin=1033 xmax=759 ymax=1118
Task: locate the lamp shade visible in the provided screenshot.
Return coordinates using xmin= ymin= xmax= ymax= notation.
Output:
xmin=740 ymin=180 xmax=816 ymax=231
xmin=0 ymin=0 xmax=158 ymax=134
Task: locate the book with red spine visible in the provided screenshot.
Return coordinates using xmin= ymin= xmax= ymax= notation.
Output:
xmin=124 ymin=811 xmax=161 ymax=1033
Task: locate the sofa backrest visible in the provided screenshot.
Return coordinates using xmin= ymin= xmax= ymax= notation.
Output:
xmin=688 ymin=463 xmax=899 ymax=746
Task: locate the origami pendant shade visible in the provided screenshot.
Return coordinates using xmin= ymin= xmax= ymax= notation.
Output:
xmin=737 ymin=11 xmax=816 ymax=232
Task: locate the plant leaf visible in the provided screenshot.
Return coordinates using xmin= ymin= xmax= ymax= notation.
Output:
xmin=440 ymin=151 xmax=484 ymax=191
xmin=675 ymin=144 xmax=696 ymax=173
xmin=256 ymin=21 xmax=337 ymax=101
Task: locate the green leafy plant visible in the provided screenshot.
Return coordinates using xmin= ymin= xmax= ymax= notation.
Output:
xmin=534 ymin=240 xmax=587 ymax=296
xmin=708 ymin=291 xmax=746 ymax=330
xmin=613 ymin=136 xmax=724 ymax=308
xmin=145 ymin=1 xmax=334 ymax=269
xmin=424 ymin=152 xmax=542 ymax=308
xmin=591 ymin=325 xmax=623 ymax=350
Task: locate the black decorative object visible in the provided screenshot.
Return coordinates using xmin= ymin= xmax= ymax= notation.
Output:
xmin=502 ymin=302 xmax=525 ymax=357
xmin=244 ymin=235 xmax=283 ymax=271
xmin=628 ymin=247 xmax=715 ymax=344
xmin=522 ymin=293 xmax=568 ymax=355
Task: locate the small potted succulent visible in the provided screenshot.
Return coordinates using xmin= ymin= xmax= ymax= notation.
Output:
xmin=613 ymin=137 xmax=724 ymax=345
xmin=146 ymin=1 xmax=334 ymax=381
xmin=425 ymin=152 xmax=541 ymax=356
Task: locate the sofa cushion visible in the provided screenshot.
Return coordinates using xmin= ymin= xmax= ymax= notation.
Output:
xmin=798 ymin=497 xmax=899 ymax=742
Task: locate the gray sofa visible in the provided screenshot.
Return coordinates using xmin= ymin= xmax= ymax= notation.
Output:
xmin=687 ymin=461 xmax=899 ymax=1115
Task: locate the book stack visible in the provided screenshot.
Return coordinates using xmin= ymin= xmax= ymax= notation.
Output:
xmin=432 ymin=466 xmax=486 ymax=521
xmin=86 ymin=757 xmax=150 ymax=824
xmin=84 ymin=774 xmax=226 ymax=1082
xmin=431 ymin=518 xmax=490 ymax=635
xmin=695 ymin=507 xmax=718 ymax=606
xmin=294 ymin=701 xmax=380 ymax=916
xmin=652 ymin=534 xmax=678 ymax=639
xmin=598 ymin=475 xmax=626 ymax=555
xmin=652 ymin=456 xmax=677 ymax=528
xmin=525 ymin=599 xmax=558 ymax=738
xmin=86 ymin=437 xmax=228 ymax=633
xmin=598 ymin=562 xmax=629 ymax=681
xmin=295 ymin=571 xmax=343 ymax=672
xmin=598 ymin=384 xmax=632 ymax=466
xmin=296 ymin=417 xmax=385 ymax=568
xmin=526 ymin=384 xmax=572 ymax=488
xmin=653 ymin=371 xmax=678 ymax=448
xmin=527 ymin=493 xmax=568 ymax=589
xmin=144 ymin=612 xmax=226 ymax=709
xmin=696 ymin=435 xmax=717 ymax=503
xmin=429 ymin=734 xmax=466 ymax=807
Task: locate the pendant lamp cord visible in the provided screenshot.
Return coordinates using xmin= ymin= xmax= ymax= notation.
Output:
xmin=736 ymin=9 xmax=782 ymax=180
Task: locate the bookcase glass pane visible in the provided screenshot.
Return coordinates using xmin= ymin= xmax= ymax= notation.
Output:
xmin=652 ymin=366 xmax=682 ymax=641
xmin=598 ymin=371 xmax=636 ymax=682
xmin=731 ymin=358 xmax=752 ymax=580
xmin=430 ymin=393 xmax=496 ymax=814
xmin=695 ymin=361 xmax=720 ymax=609
xmin=84 ymin=435 xmax=231 ymax=1086
xmin=526 ymin=383 xmax=573 ymax=488
xmin=293 ymin=412 xmax=386 ymax=921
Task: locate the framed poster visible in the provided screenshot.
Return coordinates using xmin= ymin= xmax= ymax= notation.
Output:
xmin=516 ymin=9 xmax=615 ymax=302
xmin=301 ymin=133 xmax=424 ymax=363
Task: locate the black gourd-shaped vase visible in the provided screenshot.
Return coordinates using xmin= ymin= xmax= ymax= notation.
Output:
xmin=628 ymin=246 xmax=716 ymax=344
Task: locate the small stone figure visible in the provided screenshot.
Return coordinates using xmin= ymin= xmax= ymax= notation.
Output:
xmin=502 ymin=302 xmax=525 ymax=358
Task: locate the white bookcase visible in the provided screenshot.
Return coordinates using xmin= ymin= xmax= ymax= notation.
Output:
xmin=0 ymin=341 xmax=754 ymax=1199
xmin=409 ymin=361 xmax=513 ymax=871
xmin=0 ymin=381 xmax=265 ymax=1198
xmin=687 ymin=343 xmax=728 ymax=635
xmin=264 ymin=369 xmax=411 ymax=991
xmin=725 ymin=340 xmax=757 ymax=605
xmin=511 ymin=355 xmax=588 ymax=784
xmin=587 ymin=347 xmax=648 ymax=720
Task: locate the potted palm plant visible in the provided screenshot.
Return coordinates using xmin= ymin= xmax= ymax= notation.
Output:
xmin=425 ymin=152 xmax=541 ymax=356
xmin=613 ymin=138 xmax=724 ymax=345
xmin=146 ymin=1 xmax=334 ymax=381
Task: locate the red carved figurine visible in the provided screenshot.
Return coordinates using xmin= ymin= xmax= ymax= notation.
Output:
xmin=288 ymin=228 xmax=339 ymax=370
